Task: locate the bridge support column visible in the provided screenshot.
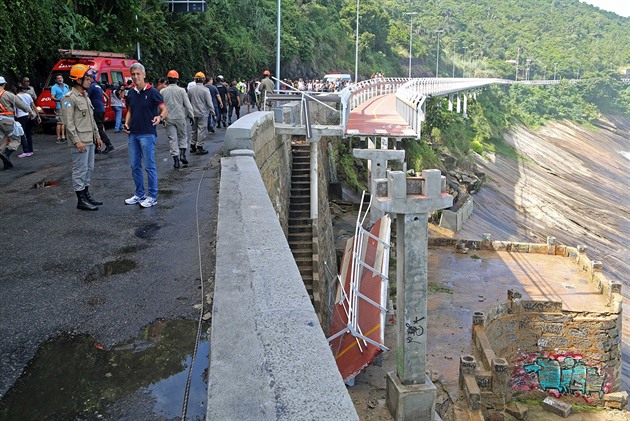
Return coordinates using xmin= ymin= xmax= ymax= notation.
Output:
xmin=463 ymin=94 xmax=468 ymax=119
xmin=352 ymin=149 xmax=405 ymax=224
xmin=372 ymin=170 xmax=453 ymax=421
xmin=456 ymin=94 xmax=461 ymax=113
xmin=448 ymin=95 xmax=453 ymax=111
xmin=310 ymin=137 xmax=320 ymax=219
xmin=381 ymin=137 xmax=389 ymax=150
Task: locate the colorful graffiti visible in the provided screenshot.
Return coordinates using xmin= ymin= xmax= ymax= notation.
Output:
xmin=511 ymin=352 xmax=612 ymax=398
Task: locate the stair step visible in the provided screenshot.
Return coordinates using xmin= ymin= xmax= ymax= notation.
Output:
xmin=289 ymin=225 xmax=312 ymax=234
xmin=288 ymin=217 xmax=311 ymax=226
xmin=291 ymin=196 xmax=310 ymax=204
xmin=289 ymin=242 xmax=313 ymax=251
xmin=290 ymin=204 xmax=310 ymax=212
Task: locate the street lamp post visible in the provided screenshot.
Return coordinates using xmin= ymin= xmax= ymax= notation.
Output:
xmin=435 ymin=29 xmax=444 ymax=78
xmin=405 ymin=12 xmax=418 ymax=79
xmin=276 ymin=0 xmax=281 ymax=90
xmin=354 ymin=0 xmax=360 ymax=83
xmin=554 ymin=62 xmax=558 ymax=81
xmin=462 ymin=46 xmax=467 ymax=77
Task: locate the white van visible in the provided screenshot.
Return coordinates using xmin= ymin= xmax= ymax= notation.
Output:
xmin=323 ymin=73 xmax=352 ymax=83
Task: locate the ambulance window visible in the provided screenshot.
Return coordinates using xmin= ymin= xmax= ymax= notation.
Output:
xmin=111 ymin=71 xmax=124 ymax=84
xmin=99 ymin=72 xmax=109 ymax=86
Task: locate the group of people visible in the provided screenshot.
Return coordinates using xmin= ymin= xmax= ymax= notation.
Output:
xmin=0 ymin=66 xmax=281 ymax=212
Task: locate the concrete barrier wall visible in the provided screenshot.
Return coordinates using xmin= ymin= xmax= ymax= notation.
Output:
xmin=225 ymin=111 xmax=292 ymax=233
xmin=438 ymin=195 xmax=473 ymax=232
xmin=210 ymin=116 xmax=358 ymax=420
xmin=209 ymin=154 xmax=357 ymax=420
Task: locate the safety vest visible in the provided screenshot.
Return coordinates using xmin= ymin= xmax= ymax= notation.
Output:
xmin=0 ymin=91 xmax=13 ymax=116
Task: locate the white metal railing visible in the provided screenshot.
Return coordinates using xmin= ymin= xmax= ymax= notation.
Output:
xmin=328 ymin=193 xmax=391 ymax=355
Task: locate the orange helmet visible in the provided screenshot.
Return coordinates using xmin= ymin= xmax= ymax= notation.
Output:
xmin=263 ymin=70 xmax=270 ymax=76
xmin=167 ymin=70 xmax=179 ymax=79
xmin=69 ymin=64 xmax=97 ymax=81
xmin=194 ymin=71 xmax=205 ymax=79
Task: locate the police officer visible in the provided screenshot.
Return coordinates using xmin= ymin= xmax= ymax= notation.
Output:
xmin=62 ymin=64 xmax=104 ymax=211
xmin=0 ymin=76 xmax=37 ymax=169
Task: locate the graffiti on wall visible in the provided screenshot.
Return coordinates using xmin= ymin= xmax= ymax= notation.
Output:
xmin=511 ymin=352 xmax=612 ymax=398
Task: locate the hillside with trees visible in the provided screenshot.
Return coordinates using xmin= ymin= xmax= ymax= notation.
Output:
xmin=1 ymin=0 xmax=628 ymax=85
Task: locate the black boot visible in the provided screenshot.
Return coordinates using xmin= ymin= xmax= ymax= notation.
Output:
xmin=76 ymin=190 xmax=98 ymax=211
xmin=179 ymin=148 xmax=188 ymax=165
xmin=190 ymin=144 xmax=197 ymax=153
xmin=196 ymin=146 xmax=209 ymax=155
xmin=173 ymin=155 xmax=180 ymax=169
xmin=208 ymin=125 xmax=215 ymax=133
xmin=1 ymin=151 xmax=13 ymax=170
xmin=83 ymin=186 xmax=103 ymax=205
xmin=102 ymin=143 xmax=115 ymax=154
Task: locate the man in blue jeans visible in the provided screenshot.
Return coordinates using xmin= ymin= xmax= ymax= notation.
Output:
xmin=122 ymin=63 xmax=168 ymax=208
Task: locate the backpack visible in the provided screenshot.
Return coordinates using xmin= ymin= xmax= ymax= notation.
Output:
xmin=228 ymin=87 xmax=239 ymax=105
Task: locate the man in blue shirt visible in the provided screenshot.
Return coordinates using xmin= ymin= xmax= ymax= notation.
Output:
xmin=50 ymin=74 xmax=69 ymax=143
xmin=122 ymin=63 xmax=168 ymax=208
xmin=87 ymin=78 xmax=114 ymax=154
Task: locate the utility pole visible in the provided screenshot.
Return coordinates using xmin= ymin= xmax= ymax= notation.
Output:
xmin=515 ymin=47 xmax=521 ymax=81
xmin=276 ymin=0 xmax=281 ymax=90
xmin=405 ymin=12 xmax=418 ymax=79
xmin=354 ymin=0 xmax=360 ymax=83
xmin=435 ymin=30 xmax=444 ymax=78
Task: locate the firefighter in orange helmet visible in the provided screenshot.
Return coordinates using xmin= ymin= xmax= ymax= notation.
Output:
xmin=62 ymin=64 xmax=104 ymax=210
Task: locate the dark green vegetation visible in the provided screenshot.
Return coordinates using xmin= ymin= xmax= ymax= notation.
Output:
xmin=1 ymin=0 xmax=627 ymax=175
xmin=1 ymin=0 xmax=628 ymax=84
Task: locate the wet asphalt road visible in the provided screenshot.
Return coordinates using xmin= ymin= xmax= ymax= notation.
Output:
xmin=0 ymin=123 xmax=223 ymax=408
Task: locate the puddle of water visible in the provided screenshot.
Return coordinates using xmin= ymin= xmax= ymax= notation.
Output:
xmin=103 ymin=259 xmax=137 ymax=276
xmin=0 ymin=320 xmax=209 ymax=420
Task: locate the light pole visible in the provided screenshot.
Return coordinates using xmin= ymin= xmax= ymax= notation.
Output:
xmin=554 ymin=62 xmax=558 ymax=81
xmin=462 ymin=46 xmax=467 ymax=77
xmin=435 ymin=29 xmax=444 ymax=78
xmin=405 ymin=12 xmax=418 ymax=79
xmin=276 ymin=0 xmax=281 ymax=90
xmin=354 ymin=0 xmax=360 ymax=83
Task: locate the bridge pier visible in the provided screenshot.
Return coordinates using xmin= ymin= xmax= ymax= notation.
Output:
xmin=456 ymin=94 xmax=461 ymax=113
xmin=463 ymin=94 xmax=468 ymax=118
xmin=352 ymin=148 xmax=405 ymax=224
xmin=372 ymin=170 xmax=452 ymax=420
xmin=448 ymin=95 xmax=453 ymax=111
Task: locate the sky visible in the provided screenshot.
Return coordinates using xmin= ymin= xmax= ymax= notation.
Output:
xmin=579 ymin=0 xmax=630 ymax=17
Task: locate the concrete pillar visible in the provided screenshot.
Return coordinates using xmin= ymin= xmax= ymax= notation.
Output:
xmin=372 ymin=169 xmax=453 ymax=420
xmin=352 ymin=149 xmax=406 ymax=224
xmin=463 ymin=94 xmax=468 ymax=118
xmin=381 ymin=137 xmax=389 ymax=150
xmin=448 ymin=95 xmax=453 ymax=111
xmin=456 ymin=94 xmax=461 ymax=113
xmin=310 ymin=137 xmax=319 ymax=219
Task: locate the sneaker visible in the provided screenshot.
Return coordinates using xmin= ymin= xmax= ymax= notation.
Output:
xmin=18 ymin=152 xmax=31 ymax=158
xmin=56 ymin=138 xmax=63 ymax=144
xmin=61 ymin=138 xmax=68 ymax=143
xmin=125 ymin=195 xmax=146 ymax=205
xmin=139 ymin=196 xmax=158 ymax=208
xmin=102 ymin=144 xmax=115 ymax=154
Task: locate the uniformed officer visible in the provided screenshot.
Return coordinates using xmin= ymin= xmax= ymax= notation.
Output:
xmin=62 ymin=64 xmax=103 ymax=211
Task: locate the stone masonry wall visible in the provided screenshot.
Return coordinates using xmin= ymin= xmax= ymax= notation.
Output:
xmin=315 ymin=135 xmax=339 ymax=333
xmin=451 ymin=236 xmax=625 ymax=409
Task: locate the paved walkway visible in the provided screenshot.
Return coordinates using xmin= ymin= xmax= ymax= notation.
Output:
xmin=346 ymin=94 xmax=415 ymax=137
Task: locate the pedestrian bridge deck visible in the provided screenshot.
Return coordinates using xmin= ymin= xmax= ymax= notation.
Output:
xmin=345 ymin=94 xmax=415 ymax=138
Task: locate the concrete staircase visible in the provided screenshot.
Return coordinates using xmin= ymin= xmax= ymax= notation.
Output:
xmin=288 ymin=142 xmax=315 ymax=301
